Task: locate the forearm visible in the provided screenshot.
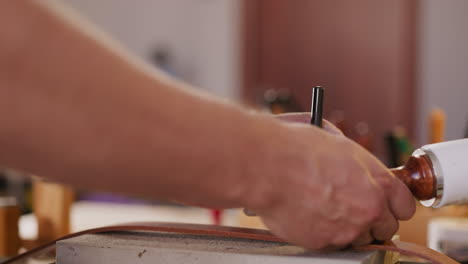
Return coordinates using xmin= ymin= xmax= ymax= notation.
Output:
xmin=0 ymin=0 xmax=278 ymax=208
xmin=0 ymin=1 xmax=418 ymax=251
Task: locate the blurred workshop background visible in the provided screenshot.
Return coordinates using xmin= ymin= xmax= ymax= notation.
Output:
xmin=2 ymin=0 xmax=468 ymax=261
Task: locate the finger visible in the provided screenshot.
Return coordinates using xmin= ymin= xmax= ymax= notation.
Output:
xmin=322 ymin=120 xmax=344 ymax=136
xmin=352 ymin=230 xmax=374 ymax=246
xmin=370 ymin=205 xmax=399 ymax=241
xmin=320 ymin=244 xmax=350 ymax=251
xmin=274 ymin=112 xmax=311 ymax=123
xmin=363 ymin=154 xmax=416 ymax=221
xmin=274 ymin=113 xmax=344 ymax=136
xmin=387 ymin=176 xmax=416 ymax=220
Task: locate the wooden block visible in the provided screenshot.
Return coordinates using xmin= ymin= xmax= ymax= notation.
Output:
xmin=237 ymin=209 xmax=267 ymax=229
xmin=0 ymin=197 xmax=21 ymax=257
xmin=33 ymin=180 xmax=74 ymax=242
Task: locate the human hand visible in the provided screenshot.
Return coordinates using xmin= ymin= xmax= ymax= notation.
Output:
xmin=274 ymin=112 xmax=343 ymax=136
xmin=243 ymin=113 xmax=343 ymax=216
xmin=245 ymin=118 xmax=415 ymax=250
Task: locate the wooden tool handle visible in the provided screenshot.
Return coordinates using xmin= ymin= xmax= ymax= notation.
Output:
xmin=5 ymin=222 xmax=458 ymax=264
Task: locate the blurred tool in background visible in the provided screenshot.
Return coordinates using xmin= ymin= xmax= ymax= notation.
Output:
xmin=385 ymin=127 xmax=414 ymax=168
xmin=263 ymin=89 xmax=302 ymax=114
xmin=211 ymin=209 xmax=222 ymax=226
xmin=0 ymin=197 xmax=20 ymax=260
xmin=0 ymin=170 xmax=7 ymax=196
xmin=430 ymin=108 xmax=446 ymax=144
xmin=0 ymin=169 xmax=32 ymax=215
xmin=464 ymin=119 xmax=468 ymax=139
xmin=394 ymin=127 xmax=414 ymax=165
xmin=385 ymin=132 xmax=400 ymax=168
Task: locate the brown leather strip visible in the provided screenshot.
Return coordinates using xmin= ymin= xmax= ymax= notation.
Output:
xmin=4 ymin=222 xmax=458 ymax=264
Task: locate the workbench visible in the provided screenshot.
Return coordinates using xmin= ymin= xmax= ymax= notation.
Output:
xmin=58 ymin=231 xmax=386 ymax=264
xmin=5 ymin=229 xmax=434 ymax=264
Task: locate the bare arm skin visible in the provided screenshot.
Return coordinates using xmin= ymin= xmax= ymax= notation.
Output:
xmin=0 ymin=0 xmax=415 ymax=249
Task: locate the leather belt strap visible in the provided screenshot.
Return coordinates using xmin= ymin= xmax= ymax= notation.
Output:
xmin=4 ymin=222 xmax=458 ymax=264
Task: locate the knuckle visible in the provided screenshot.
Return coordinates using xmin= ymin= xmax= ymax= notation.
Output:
xmin=346 ymin=229 xmax=361 ymax=242
xmin=330 ymin=237 xmax=348 ymax=248
xmin=308 ymin=240 xmax=329 ymax=250
xmin=364 ymin=196 xmax=384 ymax=222
xmin=302 ymin=232 xmax=333 ymax=250
xmin=375 ymin=228 xmax=397 ymax=241
xmin=331 ymin=229 xmax=360 ymax=246
xmin=386 ymin=221 xmax=399 ymax=239
xmin=352 ymin=234 xmax=373 ymax=246
xmin=376 ymin=175 xmax=395 ymax=190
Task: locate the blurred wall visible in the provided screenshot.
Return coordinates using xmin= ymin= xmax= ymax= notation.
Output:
xmin=417 ymin=0 xmax=468 ymax=144
xmin=65 ymin=0 xmax=241 ymax=99
xmin=242 ymin=0 xmax=417 ymax=160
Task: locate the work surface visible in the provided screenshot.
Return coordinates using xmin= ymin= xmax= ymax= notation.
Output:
xmin=57 ymin=231 xmax=385 ymax=264
xmin=7 ymin=222 xmax=449 ymax=264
